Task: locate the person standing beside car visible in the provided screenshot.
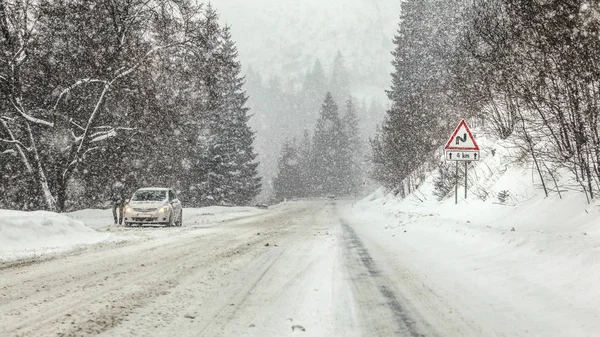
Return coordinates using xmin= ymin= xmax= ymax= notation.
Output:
xmin=111 ymin=182 xmax=126 ymax=225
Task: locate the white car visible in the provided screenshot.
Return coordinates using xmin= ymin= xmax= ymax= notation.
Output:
xmin=123 ymin=187 xmax=183 ymax=227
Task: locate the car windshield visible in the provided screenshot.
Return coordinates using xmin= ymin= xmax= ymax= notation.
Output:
xmin=131 ymin=190 xmax=167 ymax=202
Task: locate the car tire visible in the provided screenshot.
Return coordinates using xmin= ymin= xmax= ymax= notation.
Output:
xmin=167 ymin=214 xmax=174 ymax=227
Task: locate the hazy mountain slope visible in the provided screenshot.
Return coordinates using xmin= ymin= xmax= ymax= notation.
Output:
xmin=211 ymin=0 xmax=400 ymax=99
xmin=209 ymin=0 xmax=399 ymax=201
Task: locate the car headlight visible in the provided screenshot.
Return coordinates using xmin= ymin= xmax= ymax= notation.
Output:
xmin=158 ymin=206 xmax=170 ymax=213
xmin=125 ymin=205 xmax=132 ymax=213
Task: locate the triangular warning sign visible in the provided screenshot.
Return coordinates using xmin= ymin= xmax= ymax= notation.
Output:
xmin=444 ymin=120 xmax=479 ymax=150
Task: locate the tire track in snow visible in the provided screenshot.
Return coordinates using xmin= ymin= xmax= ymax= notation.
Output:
xmin=341 ymin=220 xmax=428 ymax=337
xmin=194 ymin=248 xmax=286 ymax=336
xmin=5 ymin=232 xmax=257 ymax=337
xmin=0 ymin=207 xmax=309 ymax=337
xmin=193 ymin=213 xmax=327 ymax=336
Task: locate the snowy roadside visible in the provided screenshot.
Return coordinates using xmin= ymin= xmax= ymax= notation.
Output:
xmin=1 ymin=205 xmax=271 ymax=264
xmin=0 ymin=210 xmax=114 ymax=263
xmin=334 ymin=126 xmax=600 ymax=336
xmin=341 ymin=188 xmax=600 ymax=336
xmin=67 ymin=206 xmax=269 ymax=230
xmin=0 ymin=201 xmax=347 ymax=337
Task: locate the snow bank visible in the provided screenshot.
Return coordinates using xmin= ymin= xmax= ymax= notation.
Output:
xmin=68 ymin=209 xmax=114 ymax=230
xmin=0 ymin=210 xmax=111 ymax=262
xmin=343 ymin=129 xmax=600 ymax=336
xmin=356 ymin=127 xmax=600 ymax=235
xmin=353 ymin=127 xmax=600 ymax=267
xmin=68 ymin=206 xmax=269 ymax=230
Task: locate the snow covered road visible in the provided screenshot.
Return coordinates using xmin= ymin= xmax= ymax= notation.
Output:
xmin=0 ymin=201 xmax=438 ymax=337
xmin=2 ymin=200 xmax=597 ymax=337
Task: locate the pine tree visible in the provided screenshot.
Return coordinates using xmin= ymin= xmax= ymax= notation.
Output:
xmin=312 ymin=93 xmax=348 ymax=195
xmin=342 ymin=97 xmax=362 ymax=195
xmin=372 ymin=0 xmax=466 ymax=190
xmin=179 ymin=4 xmax=223 ymax=205
xmin=184 ymin=7 xmax=262 ymax=206
xmin=217 ymin=26 xmax=261 ymax=205
xmin=298 ymin=129 xmax=314 ymax=197
xmin=180 ymin=5 xmax=229 ymax=205
xmin=329 ymin=51 xmax=351 ymax=103
xmin=273 ymin=139 xmax=302 ymax=200
xmin=301 ymin=59 xmax=328 ymax=126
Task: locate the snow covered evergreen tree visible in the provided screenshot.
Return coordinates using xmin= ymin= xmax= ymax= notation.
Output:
xmin=341 ymin=97 xmax=362 ymax=195
xmin=217 ymin=26 xmax=261 ymax=205
xmin=372 ymin=0 xmax=465 ymax=191
xmin=329 ymin=51 xmax=351 ymax=103
xmin=185 ymin=8 xmax=260 ymax=206
xmin=312 ymin=93 xmax=349 ymax=195
xmin=298 ymin=129 xmax=314 ymax=197
xmin=273 ymin=139 xmax=302 ymax=200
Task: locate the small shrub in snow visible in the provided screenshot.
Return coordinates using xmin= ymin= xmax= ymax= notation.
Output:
xmin=472 ymin=185 xmax=490 ymax=202
xmin=498 ymin=190 xmax=510 ymax=204
xmin=433 ymin=163 xmax=458 ymax=201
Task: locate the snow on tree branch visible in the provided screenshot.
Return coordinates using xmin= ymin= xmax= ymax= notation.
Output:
xmin=0 ymin=118 xmax=32 ymax=173
xmin=90 ymin=129 xmax=117 ymax=143
xmin=52 ymin=79 xmax=108 ymax=111
xmin=1 ymin=149 xmax=16 ymax=155
xmin=10 ymin=97 xmax=53 ymax=127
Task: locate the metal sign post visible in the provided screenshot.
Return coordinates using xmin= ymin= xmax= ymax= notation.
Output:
xmin=455 ymin=161 xmax=459 ymax=204
xmin=464 ymin=161 xmax=468 ymax=199
xmin=444 ymin=120 xmax=480 ymax=204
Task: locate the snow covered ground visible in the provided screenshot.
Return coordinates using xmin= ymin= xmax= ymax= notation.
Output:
xmin=0 ymin=210 xmax=112 ymax=263
xmin=1 ymin=201 xmax=357 ymax=337
xmin=339 ymin=129 xmax=600 ymax=337
xmin=1 ymin=195 xmax=599 ymax=336
xmin=0 ymin=205 xmax=270 ymax=264
xmin=68 ymin=205 xmax=268 ymax=230
xmin=342 ymin=194 xmax=600 ymax=336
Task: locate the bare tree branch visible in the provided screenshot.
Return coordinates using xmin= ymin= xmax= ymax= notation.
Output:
xmin=9 ymin=97 xmax=53 ymax=127
xmin=0 ymin=117 xmax=32 ymax=173
xmin=52 ymin=78 xmax=108 ymax=111
xmin=0 ymin=137 xmax=28 ymax=149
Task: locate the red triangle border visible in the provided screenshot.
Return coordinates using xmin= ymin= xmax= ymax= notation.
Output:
xmin=444 ymin=120 xmax=480 ymax=151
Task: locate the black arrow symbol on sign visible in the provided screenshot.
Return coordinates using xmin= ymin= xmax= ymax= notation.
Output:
xmin=456 ymin=133 xmax=467 ymax=145
xmin=449 ymin=153 xmax=453 ymax=159
xmin=474 ymin=153 xmax=478 ymax=160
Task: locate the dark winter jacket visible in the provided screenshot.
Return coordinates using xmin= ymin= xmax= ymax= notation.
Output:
xmin=111 ymin=189 xmax=125 ymax=203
